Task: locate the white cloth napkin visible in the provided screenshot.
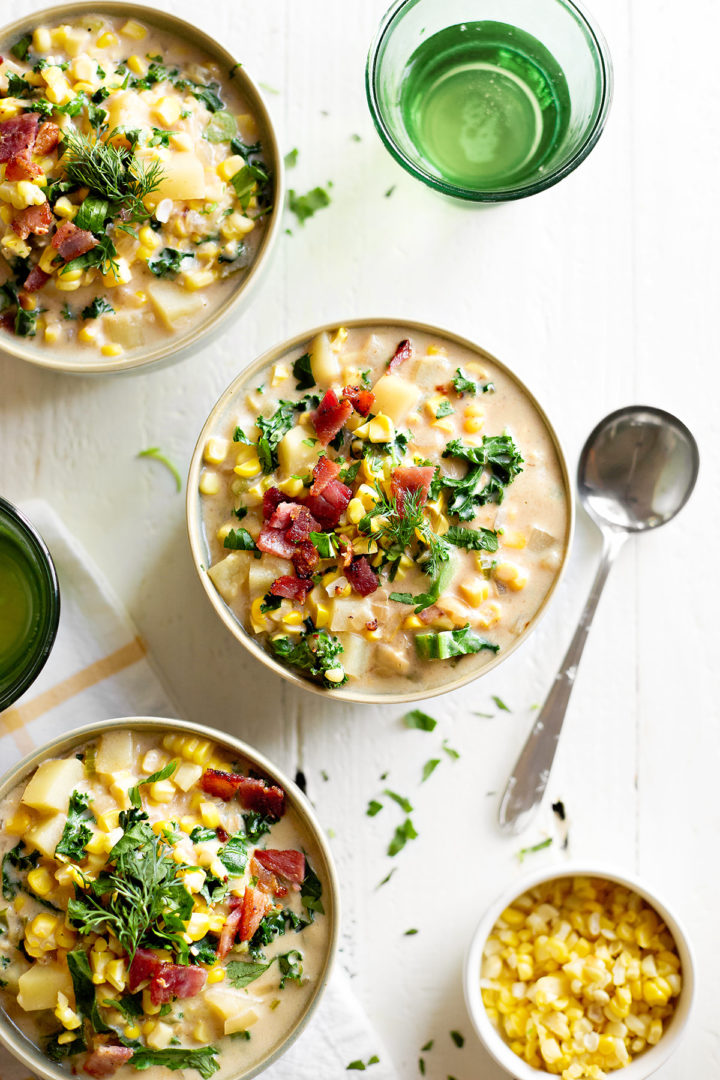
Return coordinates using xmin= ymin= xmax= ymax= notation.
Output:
xmin=0 ymin=502 xmax=396 ymax=1080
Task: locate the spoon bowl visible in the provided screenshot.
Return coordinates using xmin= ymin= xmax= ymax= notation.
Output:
xmin=579 ymin=406 xmax=699 ymax=533
xmin=498 ymin=405 xmax=699 ymax=834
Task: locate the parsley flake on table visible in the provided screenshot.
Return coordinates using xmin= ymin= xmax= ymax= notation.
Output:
xmin=450 ymin=1030 xmax=465 ymax=1048
xmin=384 ymin=789 xmax=413 ymax=813
xmin=388 ymin=818 xmax=418 ymax=856
xmin=517 ymin=837 xmax=553 ymax=862
xmin=403 ymin=709 xmax=437 ymax=731
xmin=366 ymin=799 xmax=383 ymax=817
xmin=492 ymin=695 xmax=511 ymax=712
xmin=137 ymin=447 xmax=182 ymax=492
xmin=421 ymin=758 xmax=441 ymax=783
xmin=289 ymin=185 xmax=331 ymax=224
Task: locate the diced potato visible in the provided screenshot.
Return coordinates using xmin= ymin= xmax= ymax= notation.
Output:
xmin=173 ymin=762 xmax=203 ymax=792
xmin=371 ymin=374 xmax=421 ymax=424
xmin=329 ymin=598 xmax=374 ymax=633
xmin=205 ymin=989 xmax=260 ymax=1031
xmin=309 ymin=331 xmax=340 ymax=385
xmin=337 ymin=632 xmax=370 ymax=677
xmin=225 ymin=1008 xmax=259 ymax=1036
xmin=21 ymin=758 xmax=83 ymax=813
xmin=277 ymin=425 xmax=322 ymax=477
xmin=107 ymin=310 xmax=145 ymax=348
xmin=17 ymin=962 xmax=73 ymax=1011
xmin=207 ymin=552 xmax=251 ymax=604
xmin=248 ymin=556 xmax=292 ymax=597
xmin=25 ymin=813 xmax=67 ymax=859
xmin=105 ymin=90 xmax=152 ymax=131
xmin=147 ymin=280 xmax=207 ymax=328
xmin=375 ymin=642 xmax=411 ymax=675
xmin=146 ymin=1021 xmax=174 ymax=1050
xmin=95 ymin=730 xmax=133 ymax=776
xmin=152 ymin=152 xmax=207 ymax=200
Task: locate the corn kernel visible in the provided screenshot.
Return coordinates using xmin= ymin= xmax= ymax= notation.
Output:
xmin=126 ymin=54 xmax=147 ymax=76
xmin=233 ymin=456 xmax=262 ymax=479
xmin=216 ymin=156 xmax=245 ymax=181
xmin=54 ymin=196 xmax=77 ymax=220
xmin=495 ymin=561 xmax=529 ymax=591
xmin=346 ymin=498 xmax=365 ymax=524
xmin=149 ymin=779 xmax=175 ymax=803
xmin=121 ymin=19 xmax=147 ymax=39
xmin=101 ymin=343 xmax=123 ymax=358
xmin=96 ymin=31 xmax=119 ymax=48
xmin=199 ymin=801 xmax=221 ymax=829
xmin=78 ymin=326 xmax=97 ymax=344
xmin=277 ymin=476 xmax=305 ymax=497
xmin=27 ymin=866 xmax=53 ymax=898
xmin=5 ymin=807 xmax=32 ymax=835
xmin=207 ymin=966 xmax=226 ymax=985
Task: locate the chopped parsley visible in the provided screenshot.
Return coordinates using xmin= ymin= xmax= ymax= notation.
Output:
xmin=129 ymin=1047 xmax=219 ymax=1078
xmin=55 ymin=791 xmax=94 ymax=861
xmin=284 ymin=148 xmax=299 ymax=168
xmin=223 ymin=527 xmax=257 ymax=551
xmin=445 ymin=525 xmax=498 ymax=552
xmin=80 ymin=296 xmax=115 ymax=320
xmin=226 ymin=958 xmax=272 ymax=988
xmin=492 ymin=695 xmax=511 ymax=712
xmin=148 ymin=247 xmax=193 ymax=278
xmin=437 ymin=435 xmax=524 ymax=520
xmin=366 ymin=800 xmax=383 ymax=817
xmin=272 ymin=627 xmax=345 ymax=687
xmin=450 ymin=1030 xmax=465 ymax=1048
xmin=384 ymin=789 xmax=413 ymax=813
xmin=421 ymin=759 xmax=441 ymax=783
xmin=292 ymin=351 xmax=315 ymax=389
xmin=256 ymin=399 xmax=296 ymax=472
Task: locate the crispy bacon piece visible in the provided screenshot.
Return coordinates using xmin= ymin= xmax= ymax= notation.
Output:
xmin=418 ymin=604 xmax=441 ymax=624
xmin=0 ymin=113 xmax=39 ymax=164
xmin=200 ymin=769 xmax=286 ymax=817
xmin=128 ymin=948 xmax=162 ymax=992
xmin=268 ymin=502 xmax=297 ymax=531
xmin=22 ymin=265 xmax=50 ymax=293
xmin=257 ymin=525 xmax=297 ymax=560
xmin=83 ymin=1046 xmax=133 ymax=1078
xmin=270 ymin=575 xmax=312 ymax=602
xmin=263 ymin=486 xmax=286 ymax=520
xmin=342 ymin=385 xmax=375 ymax=417
xmin=239 ymin=884 xmax=272 ymax=942
xmin=0 ymin=311 xmax=15 ymax=333
xmin=302 ymin=478 xmax=352 ymax=529
xmin=254 ymin=848 xmax=306 ymax=885
xmin=149 ymin=963 xmax=207 ymax=1005
xmin=387 ymin=338 xmax=412 ymax=372
xmin=51 ymin=219 xmax=97 ymax=262
xmin=310 ymin=455 xmax=341 ymax=496
xmin=312 ymin=388 xmax=353 ymax=447
xmin=217 ymin=899 xmax=243 ymax=960
xmin=391 ymin=465 xmax=435 ymax=516
xmin=5 ymin=151 xmax=43 ymax=180
xmin=250 ymin=854 xmax=287 ymax=898
xmin=236 ymin=775 xmax=286 ymax=817
xmin=286 ymin=505 xmax=320 ymax=544
xmin=12 ymin=200 xmax=53 ymax=240
xmin=345 ymin=556 xmax=379 ymax=597
xmin=216 ymin=825 xmax=229 ymax=843
xmin=34 ymin=120 xmax=61 ymax=155
xmin=292 ymin=539 xmax=319 ymax=579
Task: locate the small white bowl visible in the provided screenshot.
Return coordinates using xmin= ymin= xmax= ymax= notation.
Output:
xmin=463 ymin=863 xmax=695 ymax=1080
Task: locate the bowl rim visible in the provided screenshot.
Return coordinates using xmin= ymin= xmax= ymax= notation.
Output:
xmin=0 ymin=715 xmax=340 ymax=1080
xmin=463 ymin=862 xmax=696 ymax=1080
xmin=0 ymin=0 xmax=285 ymax=375
xmin=0 ymin=495 xmax=60 ymax=711
xmin=185 ymin=315 xmax=576 ymax=704
xmin=365 ymin=0 xmax=614 ymax=203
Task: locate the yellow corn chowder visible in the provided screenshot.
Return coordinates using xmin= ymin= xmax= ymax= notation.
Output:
xmin=0 ymin=729 xmax=330 ymax=1079
xmin=0 ymin=14 xmax=271 ymax=359
xmin=481 ymin=876 xmax=683 ymax=1079
xmin=197 ymin=324 xmax=570 ymax=696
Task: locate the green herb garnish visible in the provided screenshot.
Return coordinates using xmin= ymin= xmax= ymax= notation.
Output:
xmin=80 ymin=296 xmax=115 ymax=320
xmin=129 ymin=1047 xmax=219 ymax=1078
xmin=388 ymin=818 xmax=418 ymax=857
xmin=55 ymin=791 xmax=94 ymax=862
xmin=223 ymin=528 xmax=257 ymax=551
xmin=137 ymin=447 xmax=182 ymax=492
xmin=403 ymin=710 xmax=437 ymax=731
xmin=517 ymin=837 xmax=553 ymax=862
xmin=272 ymin=627 xmax=345 ymax=688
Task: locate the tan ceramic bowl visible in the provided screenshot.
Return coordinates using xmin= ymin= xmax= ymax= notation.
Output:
xmin=464 ymin=863 xmax=695 ymax=1080
xmin=0 ymin=716 xmax=340 ymax=1080
xmin=186 ymin=317 xmax=575 ymax=704
xmin=0 ymin=2 xmax=283 ymax=375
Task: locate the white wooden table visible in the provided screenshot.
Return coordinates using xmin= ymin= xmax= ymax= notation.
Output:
xmin=2 ymin=0 xmax=718 ymax=1076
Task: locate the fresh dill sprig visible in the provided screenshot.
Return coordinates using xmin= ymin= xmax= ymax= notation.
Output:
xmin=61 ymin=127 xmax=165 ymax=223
xmin=358 ymin=484 xmax=450 ymax=575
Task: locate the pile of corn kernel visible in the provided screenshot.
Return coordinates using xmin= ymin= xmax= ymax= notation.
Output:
xmin=481 ymin=876 xmax=682 ymax=1079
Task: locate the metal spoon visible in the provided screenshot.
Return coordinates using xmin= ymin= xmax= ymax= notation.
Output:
xmin=498 ymin=405 xmax=699 ymax=834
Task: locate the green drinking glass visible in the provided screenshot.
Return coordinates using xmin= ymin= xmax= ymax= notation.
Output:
xmin=0 ymin=497 xmax=60 ymax=712
xmin=366 ymin=0 xmax=613 ymax=201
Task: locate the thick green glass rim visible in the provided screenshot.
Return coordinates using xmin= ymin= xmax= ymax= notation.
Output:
xmin=0 ymin=497 xmax=60 ymax=712
xmin=365 ymin=0 xmax=614 ymax=202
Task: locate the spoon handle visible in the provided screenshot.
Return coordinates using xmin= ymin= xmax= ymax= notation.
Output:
xmin=497 ymin=531 xmax=626 ymax=834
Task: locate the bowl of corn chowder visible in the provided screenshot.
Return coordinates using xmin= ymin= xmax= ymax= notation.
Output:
xmin=0 ymin=4 xmax=282 ymax=373
xmin=464 ymin=866 xmax=695 ymax=1080
xmin=0 ymin=717 xmax=338 ymax=1080
xmin=187 ymin=319 xmax=574 ymax=703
